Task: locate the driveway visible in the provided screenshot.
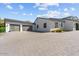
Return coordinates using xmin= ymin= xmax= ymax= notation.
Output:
xmin=0 ymin=31 xmax=79 ymax=56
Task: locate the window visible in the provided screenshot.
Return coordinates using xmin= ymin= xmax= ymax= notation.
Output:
xmin=55 ymin=22 xmax=58 ymax=28
xmin=43 ymin=23 xmax=47 ymax=28
xmin=37 ymin=25 xmax=39 ymax=29
xmin=61 ymin=22 xmax=63 ymax=27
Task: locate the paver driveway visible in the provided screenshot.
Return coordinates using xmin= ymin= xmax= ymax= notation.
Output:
xmin=0 ymin=31 xmax=79 ymax=56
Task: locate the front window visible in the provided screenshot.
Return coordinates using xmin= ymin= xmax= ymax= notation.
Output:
xmin=61 ymin=22 xmax=63 ymax=27
xmin=37 ymin=25 xmax=39 ymax=29
xmin=55 ymin=22 xmax=58 ymax=28
xmin=43 ymin=23 xmax=47 ymax=28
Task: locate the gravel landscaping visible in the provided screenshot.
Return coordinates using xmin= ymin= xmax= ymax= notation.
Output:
xmin=0 ymin=31 xmax=79 ymax=56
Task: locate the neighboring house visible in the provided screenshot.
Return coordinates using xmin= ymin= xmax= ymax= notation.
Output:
xmin=4 ymin=18 xmax=32 ymax=32
xmin=32 ymin=16 xmax=79 ymax=32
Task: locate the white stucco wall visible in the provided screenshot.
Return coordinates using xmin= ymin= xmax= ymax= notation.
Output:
xmin=33 ymin=18 xmax=79 ymax=32
xmin=33 ymin=19 xmax=63 ymax=32
xmin=63 ymin=20 xmax=74 ymax=31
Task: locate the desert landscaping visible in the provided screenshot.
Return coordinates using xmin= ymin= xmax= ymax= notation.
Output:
xmin=0 ymin=31 xmax=79 ymax=56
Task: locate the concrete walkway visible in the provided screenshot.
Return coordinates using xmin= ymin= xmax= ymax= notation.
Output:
xmin=0 ymin=31 xmax=79 ymax=56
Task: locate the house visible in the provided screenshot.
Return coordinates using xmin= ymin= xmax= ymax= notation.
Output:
xmin=32 ymin=16 xmax=79 ymax=32
xmin=4 ymin=18 xmax=32 ymax=32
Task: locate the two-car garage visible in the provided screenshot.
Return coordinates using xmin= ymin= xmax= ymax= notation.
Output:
xmin=10 ymin=24 xmax=31 ymax=32
xmin=5 ymin=18 xmax=32 ymax=32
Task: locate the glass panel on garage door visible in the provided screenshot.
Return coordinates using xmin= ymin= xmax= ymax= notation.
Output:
xmin=10 ymin=24 xmax=20 ymax=31
xmin=22 ymin=25 xmax=29 ymax=31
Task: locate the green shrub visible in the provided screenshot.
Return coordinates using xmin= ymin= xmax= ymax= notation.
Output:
xmin=0 ymin=27 xmax=5 ymax=32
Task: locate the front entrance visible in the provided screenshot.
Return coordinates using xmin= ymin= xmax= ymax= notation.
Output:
xmin=75 ymin=23 xmax=79 ymax=30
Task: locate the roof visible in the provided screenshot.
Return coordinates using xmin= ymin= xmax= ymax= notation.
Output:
xmin=62 ymin=16 xmax=79 ymax=21
xmin=4 ymin=18 xmax=32 ymax=25
xmin=36 ymin=17 xmax=63 ymax=22
xmin=35 ymin=16 xmax=79 ymax=22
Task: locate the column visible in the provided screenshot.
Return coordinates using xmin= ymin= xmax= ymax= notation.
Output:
xmin=20 ymin=24 xmax=23 ymax=32
xmin=5 ymin=23 xmax=10 ymax=32
xmin=73 ymin=22 xmax=76 ymax=31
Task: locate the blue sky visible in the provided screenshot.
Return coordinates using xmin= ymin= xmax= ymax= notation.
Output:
xmin=0 ymin=3 xmax=79 ymax=22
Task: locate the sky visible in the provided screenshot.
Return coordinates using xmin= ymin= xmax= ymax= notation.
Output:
xmin=0 ymin=3 xmax=79 ymax=22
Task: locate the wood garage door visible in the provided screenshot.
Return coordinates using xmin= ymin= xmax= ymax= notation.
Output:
xmin=22 ymin=25 xmax=29 ymax=31
xmin=10 ymin=24 xmax=20 ymax=31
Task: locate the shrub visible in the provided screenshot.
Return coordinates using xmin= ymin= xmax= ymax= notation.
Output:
xmin=0 ymin=27 xmax=5 ymax=32
xmin=50 ymin=28 xmax=63 ymax=32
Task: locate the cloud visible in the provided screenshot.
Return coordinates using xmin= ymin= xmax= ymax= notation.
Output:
xmin=22 ymin=13 xmax=33 ymax=16
xmin=3 ymin=3 xmax=11 ymax=5
xmin=63 ymin=12 xmax=71 ymax=17
xmin=37 ymin=14 xmax=47 ymax=17
xmin=33 ymin=3 xmax=40 ymax=8
xmin=46 ymin=3 xmax=59 ymax=7
xmin=22 ymin=13 xmax=27 ymax=16
xmin=19 ymin=5 xmax=24 ymax=10
xmin=64 ymin=8 xmax=68 ymax=11
xmin=37 ymin=10 xmax=61 ymax=18
xmin=33 ymin=3 xmax=59 ymax=11
xmin=64 ymin=8 xmax=75 ymax=12
xmin=38 ymin=7 xmax=48 ymax=10
xmin=70 ymin=8 xmax=75 ymax=11
xmin=47 ymin=11 xmax=60 ymax=17
xmin=37 ymin=10 xmax=72 ymax=18
xmin=11 ymin=12 xmax=18 ymax=15
xmin=34 ymin=3 xmax=59 ymax=8
xmin=29 ymin=13 xmax=33 ymax=16
xmin=6 ymin=5 xmax=13 ymax=10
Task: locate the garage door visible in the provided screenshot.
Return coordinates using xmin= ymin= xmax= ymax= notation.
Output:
xmin=10 ymin=24 xmax=20 ymax=31
xmin=22 ymin=25 xmax=29 ymax=31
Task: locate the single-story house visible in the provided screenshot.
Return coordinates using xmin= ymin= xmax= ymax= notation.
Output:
xmin=32 ymin=16 xmax=79 ymax=32
xmin=4 ymin=18 xmax=32 ymax=32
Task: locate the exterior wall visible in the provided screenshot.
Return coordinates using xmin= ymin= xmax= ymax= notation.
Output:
xmin=33 ymin=19 xmax=63 ymax=32
xmin=63 ymin=20 xmax=74 ymax=31
xmin=32 ymin=24 xmax=36 ymax=31
xmin=5 ymin=21 xmax=31 ymax=32
xmin=33 ymin=18 xmax=79 ymax=32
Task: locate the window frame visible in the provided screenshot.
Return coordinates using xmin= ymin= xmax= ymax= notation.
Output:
xmin=37 ymin=24 xmax=39 ymax=29
xmin=43 ymin=23 xmax=47 ymax=28
xmin=61 ymin=22 xmax=63 ymax=27
xmin=55 ymin=22 xmax=58 ymax=28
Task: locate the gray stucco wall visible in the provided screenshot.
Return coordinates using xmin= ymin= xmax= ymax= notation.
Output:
xmin=63 ymin=20 xmax=74 ymax=31
xmin=33 ymin=19 xmax=63 ymax=32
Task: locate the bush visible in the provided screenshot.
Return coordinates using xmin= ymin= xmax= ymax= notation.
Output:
xmin=0 ymin=27 xmax=5 ymax=32
xmin=50 ymin=28 xmax=63 ymax=32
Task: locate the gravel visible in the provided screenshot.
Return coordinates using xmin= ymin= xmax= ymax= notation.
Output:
xmin=0 ymin=31 xmax=79 ymax=56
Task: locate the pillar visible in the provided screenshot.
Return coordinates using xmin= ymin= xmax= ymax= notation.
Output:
xmin=73 ymin=22 xmax=76 ymax=31
xmin=20 ymin=24 xmax=23 ymax=32
xmin=5 ymin=23 xmax=10 ymax=32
